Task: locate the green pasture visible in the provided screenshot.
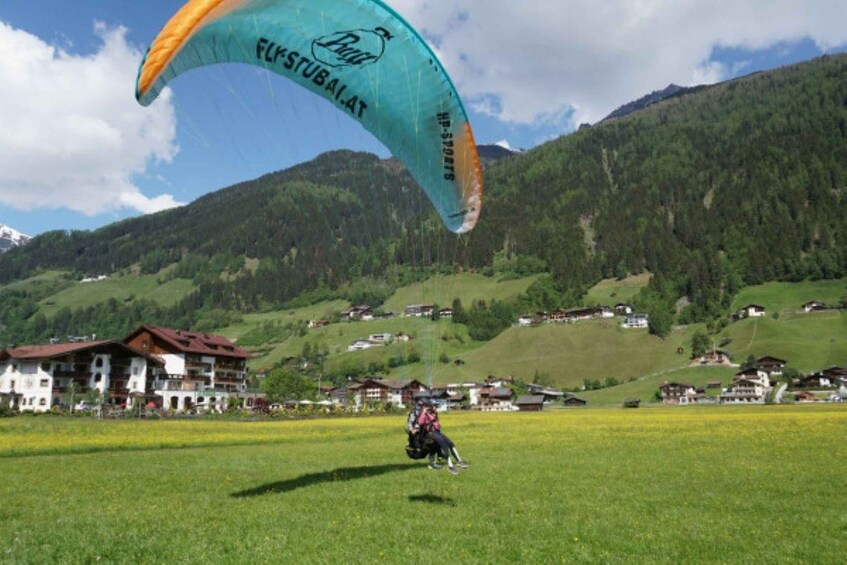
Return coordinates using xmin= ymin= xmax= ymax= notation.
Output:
xmin=37 ymin=271 xmax=196 ymax=315
xmin=720 ymin=311 xmax=847 ymax=371
xmin=249 ymin=317 xmax=477 ymax=372
xmin=217 ymin=300 xmax=350 ymax=342
xmin=421 ymin=320 xmax=700 ymax=388
xmin=731 ymin=278 xmax=847 ymax=314
xmin=581 ymin=366 xmax=738 ymax=406
xmin=582 ymin=273 xmax=651 ymax=306
xmin=381 ymin=273 xmax=540 ymax=313
xmin=0 ymin=270 xmax=70 ymax=296
xmin=1 ymin=407 xmax=845 ymax=563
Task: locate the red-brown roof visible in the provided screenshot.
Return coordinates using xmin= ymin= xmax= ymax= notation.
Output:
xmin=2 ymin=340 xmax=164 ymax=366
xmin=126 ymin=325 xmax=250 ymax=359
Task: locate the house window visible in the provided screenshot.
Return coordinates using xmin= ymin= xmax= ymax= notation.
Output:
xmin=10 ymin=380 xmax=15 ymax=390
xmin=95 ymin=373 xmax=102 ymax=383
xmin=40 ymin=379 xmax=49 ymax=388
xmin=133 ymin=367 xmax=139 ymax=375
xmin=95 ymin=358 xmax=104 ymax=368
xmin=41 ymin=362 xmax=51 ymax=372
xmin=366 ymin=388 xmax=381 ymax=399
xmin=39 ymin=398 xmax=46 ymax=406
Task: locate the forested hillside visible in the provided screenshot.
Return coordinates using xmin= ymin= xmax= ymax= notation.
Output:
xmin=2 ymin=54 xmax=846 ymax=346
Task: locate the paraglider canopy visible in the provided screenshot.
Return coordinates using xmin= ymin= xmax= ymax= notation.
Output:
xmin=136 ymin=0 xmax=483 ymax=233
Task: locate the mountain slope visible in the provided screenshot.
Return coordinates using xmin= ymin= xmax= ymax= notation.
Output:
xmin=2 ymin=54 xmax=847 ymax=346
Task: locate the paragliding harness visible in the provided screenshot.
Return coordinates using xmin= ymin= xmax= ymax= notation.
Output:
xmin=405 ymin=430 xmax=438 ymax=460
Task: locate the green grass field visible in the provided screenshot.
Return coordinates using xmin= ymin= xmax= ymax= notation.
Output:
xmin=2 ymin=407 xmax=845 ymax=562
xmin=0 ymin=270 xmax=70 ymax=296
xmin=422 ymin=320 xmax=700 ymax=388
xmin=720 ymin=311 xmax=847 ymax=371
xmin=249 ymin=317 xmax=477 ymax=372
xmin=731 ymin=279 xmax=847 ymax=314
xmin=37 ymin=271 xmax=196 ymax=315
xmin=217 ymin=300 xmax=351 ymax=342
xmin=582 ymin=273 xmax=651 ymax=306
xmin=381 ymin=273 xmax=540 ymax=313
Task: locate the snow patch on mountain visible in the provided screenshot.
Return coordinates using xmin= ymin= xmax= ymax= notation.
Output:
xmin=0 ymin=224 xmax=31 ymax=253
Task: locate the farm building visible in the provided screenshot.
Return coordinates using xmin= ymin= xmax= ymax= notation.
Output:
xmin=516 ymin=395 xmax=545 ymax=411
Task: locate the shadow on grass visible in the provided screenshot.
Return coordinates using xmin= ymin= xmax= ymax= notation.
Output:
xmin=408 ymin=493 xmax=456 ymax=506
xmin=231 ymin=463 xmax=420 ymax=498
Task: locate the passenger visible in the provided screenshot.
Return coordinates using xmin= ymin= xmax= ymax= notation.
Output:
xmin=417 ymin=401 xmax=468 ymax=474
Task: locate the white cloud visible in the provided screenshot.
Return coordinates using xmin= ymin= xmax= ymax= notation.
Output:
xmin=390 ymin=0 xmax=847 ymax=126
xmin=0 ymin=21 xmax=182 ymax=215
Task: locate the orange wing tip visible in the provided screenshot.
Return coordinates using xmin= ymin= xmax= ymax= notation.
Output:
xmin=456 ymin=123 xmax=483 ymax=233
xmin=137 ymin=0 xmax=239 ymax=103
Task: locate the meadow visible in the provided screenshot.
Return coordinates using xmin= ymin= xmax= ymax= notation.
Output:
xmin=581 ymin=273 xmax=651 ymax=306
xmin=720 ymin=311 xmax=847 ymax=371
xmin=37 ymin=270 xmax=196 ymax=315
xmin=3 ymin=406 xmax=845 ymax=563
xmin=730 ymin=279 xmax=847 ymax=314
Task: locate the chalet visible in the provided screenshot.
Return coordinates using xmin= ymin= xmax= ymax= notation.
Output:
xmin=308 ymin=320 xmax=329 ymax=329
xmin=341 ymin=305 xmax=374 ymax=321
xmin=479 ymin=387 xmax=516 ymax=411
xmin=706 ymin=380 xmax=723 ymax=390
xmin=347 ymin=378 xmax=427 ymax=408
xmin=756 ymin=356 xmax=787 ymax=376
xmin=566 ymin=307 xmax=613 ymax=321
xmin=623 ymin=397 xmax=641 ymax=408
xmin=123 ymin=325 xmax=250 ymax=412
xmin=0 ymin=340 xmax=164 ymax=412
xmin=446 ymin=382 xmax=484 ymax=406
xmin=516 ymin=395 xmax=545 ymax=411
xmin=734 ymin=367 xmax=771 ymax=387
xmin=484 ymin=376 xmax=515 ymax=388
xmin=659 ymin=382 xmax=699 ymax=405
xmin=622 ymin=314 xmax=649 ymax=329
xmin=547 ymin=310 xmax=571 ymax=323
xmin=802 ymin=301 xmax=827 ymax=313
xmin=438 ymin=308 xmax=454 ymax=318
xmin=696 ymin=349 xmax=733 ymax=366
xmin=614 ymin=303 xmax=634 ymax=316
xmin=720 ymin=378 xmax=768 ymax=405
xmin=404 ymin=304 xmax=434 ymax=317
xmin=797 ymin=373 xmax=836 ymax=389
xmin=563 ymin=396 xmax=587 ymax=408
xmin=740 ymin=304 xmax=766 ymax=318
xmin=822 ymin=366 xmax=847 ymax=382
xmin=527 ymin=383 xmax=566 ymax=403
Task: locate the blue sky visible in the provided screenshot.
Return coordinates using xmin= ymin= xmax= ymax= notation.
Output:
xmin=1 ymin=0 xmax=846 ymax=236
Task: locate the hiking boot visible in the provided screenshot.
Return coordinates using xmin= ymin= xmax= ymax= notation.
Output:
xmin=447 ymin=466 xmax=459 ymax=475
xmin=457 ymin=461 xmax=469 ymax=469
xmin=428 ymin=462 xmax=442 ymax=470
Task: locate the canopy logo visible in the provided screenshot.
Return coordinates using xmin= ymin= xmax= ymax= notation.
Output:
xmin=312 ymin=27 xmax=393 ymax=68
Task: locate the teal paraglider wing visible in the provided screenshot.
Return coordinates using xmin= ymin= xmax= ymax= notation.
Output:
xmin=137 ymin=0 xmax=483 ymax=233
